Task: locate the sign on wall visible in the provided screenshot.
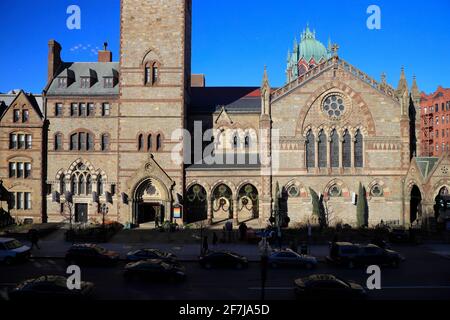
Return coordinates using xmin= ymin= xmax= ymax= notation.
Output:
xmin=173 ymin=205 xmax=183 ymax=219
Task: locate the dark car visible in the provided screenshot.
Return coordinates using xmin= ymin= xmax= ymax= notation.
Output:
xmin=8 ymin=275 xmax=94 ymax=301
xmin=326 ymin=242 xmax=405 ymax=269
xmin=268 ymin=249 xmax=318 ymax=269
xmin=126 ymin=249 xmax=177 ymax=263
xmin=124 ymin=259 xmax=186 ymax=282
xmin=199 ymin=251 xmax=248 ymax=270
xmin=65 ymin=244 xmax=120 ymax=266
xmin=294 ymin=274 xmax=366 ymax=300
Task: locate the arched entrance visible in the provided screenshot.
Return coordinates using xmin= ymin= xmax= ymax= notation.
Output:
xmin=434 ymin=187 xmax=449 ymax=221
xmin=132 ymin=178 xmax=170 ymax=228
xmin=185 ymin=184 xmax=208 ymax=224
xmin=212 ymin=184 xmax=233 ymax=223
xmin=237 ymin=184 xmax=259 ymax=222
xmin=410 ymin=185 xmax=422 ymax=225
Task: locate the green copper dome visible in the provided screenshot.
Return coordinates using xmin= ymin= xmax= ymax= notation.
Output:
xmin=298 ymin=25 xmax=329 ymax=63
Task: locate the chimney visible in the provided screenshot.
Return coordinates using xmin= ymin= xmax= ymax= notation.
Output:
xmin=48 ymin=40 xmax=62 ymax=84
xmin=98 ymin=42 xmax=112 ymax=62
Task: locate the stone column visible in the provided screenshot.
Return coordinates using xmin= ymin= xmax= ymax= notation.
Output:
xmin=233 ymin=196 xmax=239 ymax=225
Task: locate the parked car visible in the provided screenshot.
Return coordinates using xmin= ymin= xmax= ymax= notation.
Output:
xmin=294 ymin=274 xmax=366 ymax=299
xmin=199 ymin=251 xmax=248 ymax=270
xmin=124 ymin=259 xmax=186 ymax=282
xmin=326 ymin=242 xmax=405 ymax=269
xmin=65 ymin=244 xmax=120 ymax=266
xmin=268 ymin=249 xmax=317 ymax=269
xmin=126 ymin=249 xmax=177 ymax=263
xmin=8 ymin=275 xmax=94 ymax=300
xmin=0 ymin=238 xmax=31 ymax=265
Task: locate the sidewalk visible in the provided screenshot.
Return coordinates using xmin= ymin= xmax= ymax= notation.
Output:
xmin=25 ymin=229 xmax=330 ymax=262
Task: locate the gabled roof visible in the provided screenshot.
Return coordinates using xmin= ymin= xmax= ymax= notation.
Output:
xmin=190 ymin=87 xmax=262 ymax=114
xmin=47 ymin=62 xmax=119 ymax=96
xmin=0 ymin=90 xmax=44 ymax=120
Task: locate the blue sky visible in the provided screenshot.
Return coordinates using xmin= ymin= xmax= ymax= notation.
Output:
xmin=0 ymin=0 xmax=449 ymax=94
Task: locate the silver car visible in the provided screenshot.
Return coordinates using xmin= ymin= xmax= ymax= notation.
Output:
xmin=268 ymin=249 xmax=318 ymax=269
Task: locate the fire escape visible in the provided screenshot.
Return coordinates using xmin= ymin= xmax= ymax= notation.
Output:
xmin=422 ymin=111 xmax=434 ymax=156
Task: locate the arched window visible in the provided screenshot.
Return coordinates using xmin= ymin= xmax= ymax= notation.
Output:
xmin=244 ymin=135 xmax=250 ymax=149
xmin=101 ymin=134 xmax=110 ymax=151
xmin=156 ymin=134 xmax=162 ymax=151
xmin=59 ymin=176 xmax=66 ymax=194
xmin=145 ymin=62 xmax=159 ymax=86
xmin=306 ymin=130 xmax=315 ymax=168
xmin=147 ymin=134 xmax=153 ymax=151
xmin=152 ymin=63 xmax=159 ymax=85
xmin=70 ymin=132 xmax=94 ymax=151
xmin=78 ymin=175 xmax=85 ymax=195
xmin=232 ymin=134 xmax=239 ymax=149
xmin=86 ymin=175 xmax=93 ymax=195
xmin=97 ymin=175 xmax=104 ymax=195
xmin=318 ymin=130 xmax=327 ymax=168
xmin=55 ymin=133 xmax=63 ymax=151
xmin=71 ymin=175 xmax=77 ymax=194
xmin=145 ymin=66 xmax=151 ymax=85
xmin=138 ymin=134 xmax=144 ymax=151
xmin=330 ymin=129 xmax=339 ymax=168
xmin=354 ymin=129 xmax=364 ymax=168
xmin=342 ymin=130 xmax=351 ymax=168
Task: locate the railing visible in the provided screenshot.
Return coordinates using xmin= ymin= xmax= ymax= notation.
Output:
xmin=272 ymin=56 xmax=399 ymax=102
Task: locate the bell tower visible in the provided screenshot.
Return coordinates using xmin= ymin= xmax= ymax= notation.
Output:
xmin=119 ymin=0 xmax=192 ymax=222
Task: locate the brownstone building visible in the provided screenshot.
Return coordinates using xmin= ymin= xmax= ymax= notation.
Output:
xmin=0 ymin=90 xmax=46 ymax=223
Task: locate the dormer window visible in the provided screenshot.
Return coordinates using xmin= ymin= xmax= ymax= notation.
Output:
xmin=58 ymin=77 xmax=67 ymax=88
xmin=80 ymin=77 xmax=91 ymax=88
xmin=104 ymin=77 xmax=114 ymax=88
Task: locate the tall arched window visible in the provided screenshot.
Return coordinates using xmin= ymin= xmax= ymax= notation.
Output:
xmin=318 ymin=130 xmax=327 ymax=168
xmin=148 ymin=134 xmax=153 ymax=151
xmin=152 ymin=63 xmax=159 ymax=85
xmin=55 ymin=133 xmax=63 ymax=151
xmin=71 ymin=175 xmax=77 ymax=194
xmin=330 ymin=129 xmax=339 ymax=168
xmin=342 ymin=130 xmax=352 ymax=168
xmin=244 ymin=135 xmax=250 ymax=149
xmin=60 ymin=176 xmax=66 ymax=194
xmin=138 ymin=134 xmax=144 ymax=151
xmin=97 ymin=175 xmax=104 ymax=196
xmin=156 ymin=134 xmax=162 ymax=151
xmin=232 ymin=134 xmax=239 ymax=149
xmin=86 ymin=175 xmax=93 ymax=195
xmin=306 ymin=130 xmax=315 ymax=168
xmin=354 ymin=129 xmax=364 ymax=168
xmin=78 ymin=175 xmax=85 ymax=195
xmin=145 ymin=62 xmax=159 ymax=86
xmin=70 ymin=132 xmax=93 ymax=151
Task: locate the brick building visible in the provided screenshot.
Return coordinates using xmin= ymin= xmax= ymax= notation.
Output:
xmin=1 ymin=0 xmax=449 ymax=228
xmin=420 ymin=86 xmax=450 ymax=157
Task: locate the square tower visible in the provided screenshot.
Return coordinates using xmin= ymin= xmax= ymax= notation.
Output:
xmin=119 ymin=0 xmax=192 ymax=224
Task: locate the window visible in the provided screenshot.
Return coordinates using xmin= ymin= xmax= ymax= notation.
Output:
xmin=156 ymin=134 xmax=162 ymax=151
xmin=232 ymin=134 xmax=239 ymax=149
xmin=25 ymin=163 xmax=31 ymax=178
xmin=16 ymin=192 xmax=23 ymax=210
xmin=11 ymin=192 xmax=31 ymax=210
xmin=104 ymin=77 xmax=114 ymax=88
xmin=17 ymin=163 xmax=24 ymax=178
xmin=70 ymin=132 xmax=93 ymax=151
xmin=26 ymin=135 xmax=32 ymax=149
xmin=80 ymin=77 xmax=90 ymax=88
xmin=71 ymin=103 xmax=78 ymax=117
xmin=88 ymin=103 xmax=95 ymax=117
xmin=138 ymin=134 xmax=144 ymax=151
xmin=145 ymin=62 xmax=159 ymax=85
xmin=13 ymin=109 xmax=20 ymax=122
xmin=318 ymin=130 xmax=327 ymax=168
xmin=60 ymin=176 xmax=66 ymax=194
xmin=436 ymin=117 xmax=439 ymax=126
xmin=323 ymin=94 xmax=345 ymax=118
xmin=436 ymin=130 xmax=439 ymax=138
xmin=24 ymin=193 xmax=31 ymax=210
xmin=79 ymin=103 xmax=87 ymax=117
xmin=328 ymin=185 xmax=342 ymax=197
xmin=58 ymin=77 xmax=67 ymax=88
xmin=306 ymin=130 xmax=315 ymax=168
xmin=145 ymin=67 xmax=151 ymax=85
xmin=55 ymin=103 xmax=63 ymax=117
xmin=9 ymin=134 xmax=17 ymax=149
xmin=102 ymin=103 xmax=110 ymax=116
xmin=22 ymin=110 xmax=29 ymax=123
xmin=330 ymin=129 xmax=339 ymax=168
xmin=370 ymin=185 xmax=384 ymax=197
xmin=244 ymin=135 xmax=250 ymax=149
xmin=97 ymin=175 xmax=104 ymax=195
xmin=152 ymin=66 xmax=159 ymax=84
xmin=86 ymin=175 xmax=93 ymax=195
xmin=54 ymin=133 xmax=62 ymax=151
xmin=342 ymin=130 xmax=351 ymax=168
xmin=354 ymin=130 xmax=364 ymax=168
xmin=9 ymin=163 xmax=16 ymax=178
xmin=101 ymin=134 xmax=110 ymax=151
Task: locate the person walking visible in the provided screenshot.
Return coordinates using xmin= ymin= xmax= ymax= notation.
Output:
xmin=29 ymin=229 xmax=40 ymax=250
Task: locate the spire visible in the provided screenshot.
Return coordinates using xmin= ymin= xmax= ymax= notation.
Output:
xmin=261 ymin=66 xmax=271 ymax=116
xmin=397 ymin=66 xmax=408 ymax=94
xmin=261 ymin=65 xmax=270 ymax=89
xmin=411 ymin=75 xmax=420 ymax=100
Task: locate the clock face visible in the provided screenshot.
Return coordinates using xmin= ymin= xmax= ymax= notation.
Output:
xmin=323 ymin=94 xmax=346 ymax=119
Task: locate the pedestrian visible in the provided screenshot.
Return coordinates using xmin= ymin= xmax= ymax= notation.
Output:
xmin=202 ymin=236 xmax=209 ymax=255
xmin=212 ymin=232 xmax=218 ymax=247
xmin=29 ymin=229 xmax=40 ymax=250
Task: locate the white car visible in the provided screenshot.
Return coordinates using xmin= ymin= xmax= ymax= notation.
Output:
xmin=0 ymin=238 xmax=31 ymax=265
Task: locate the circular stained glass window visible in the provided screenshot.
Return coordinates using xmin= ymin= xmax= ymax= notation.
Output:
xmin=371 ymin=185 xmax=384 ymax=197
xmin=288 ymin=186 xmax=300 ymax=198
xmin=323 ymin=94 xmax=345 ymax=118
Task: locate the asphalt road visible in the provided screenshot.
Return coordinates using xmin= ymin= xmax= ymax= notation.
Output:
xmin=0 ymin=245 xmax=449 ymax=300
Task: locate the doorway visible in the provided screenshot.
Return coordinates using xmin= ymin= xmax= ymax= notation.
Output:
xmin=136 ymin=203 xmax=164 ymax=227
xmin=75 ymin=203 xmax=88 ymax=223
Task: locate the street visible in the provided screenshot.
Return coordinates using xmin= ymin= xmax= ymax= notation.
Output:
xmin=1 ymin=245 xmax=449 ymax=300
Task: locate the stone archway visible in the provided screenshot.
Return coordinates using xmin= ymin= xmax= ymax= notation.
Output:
xmin=237 ymin=184 xmax=259 ymax=222
xmin=211 ymin=184 xmax=233 ymax=223
xmin=185 ymin=184 xmax=208 ymax=224
xmin=132 ymin=177 xmax=171 ymax=228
